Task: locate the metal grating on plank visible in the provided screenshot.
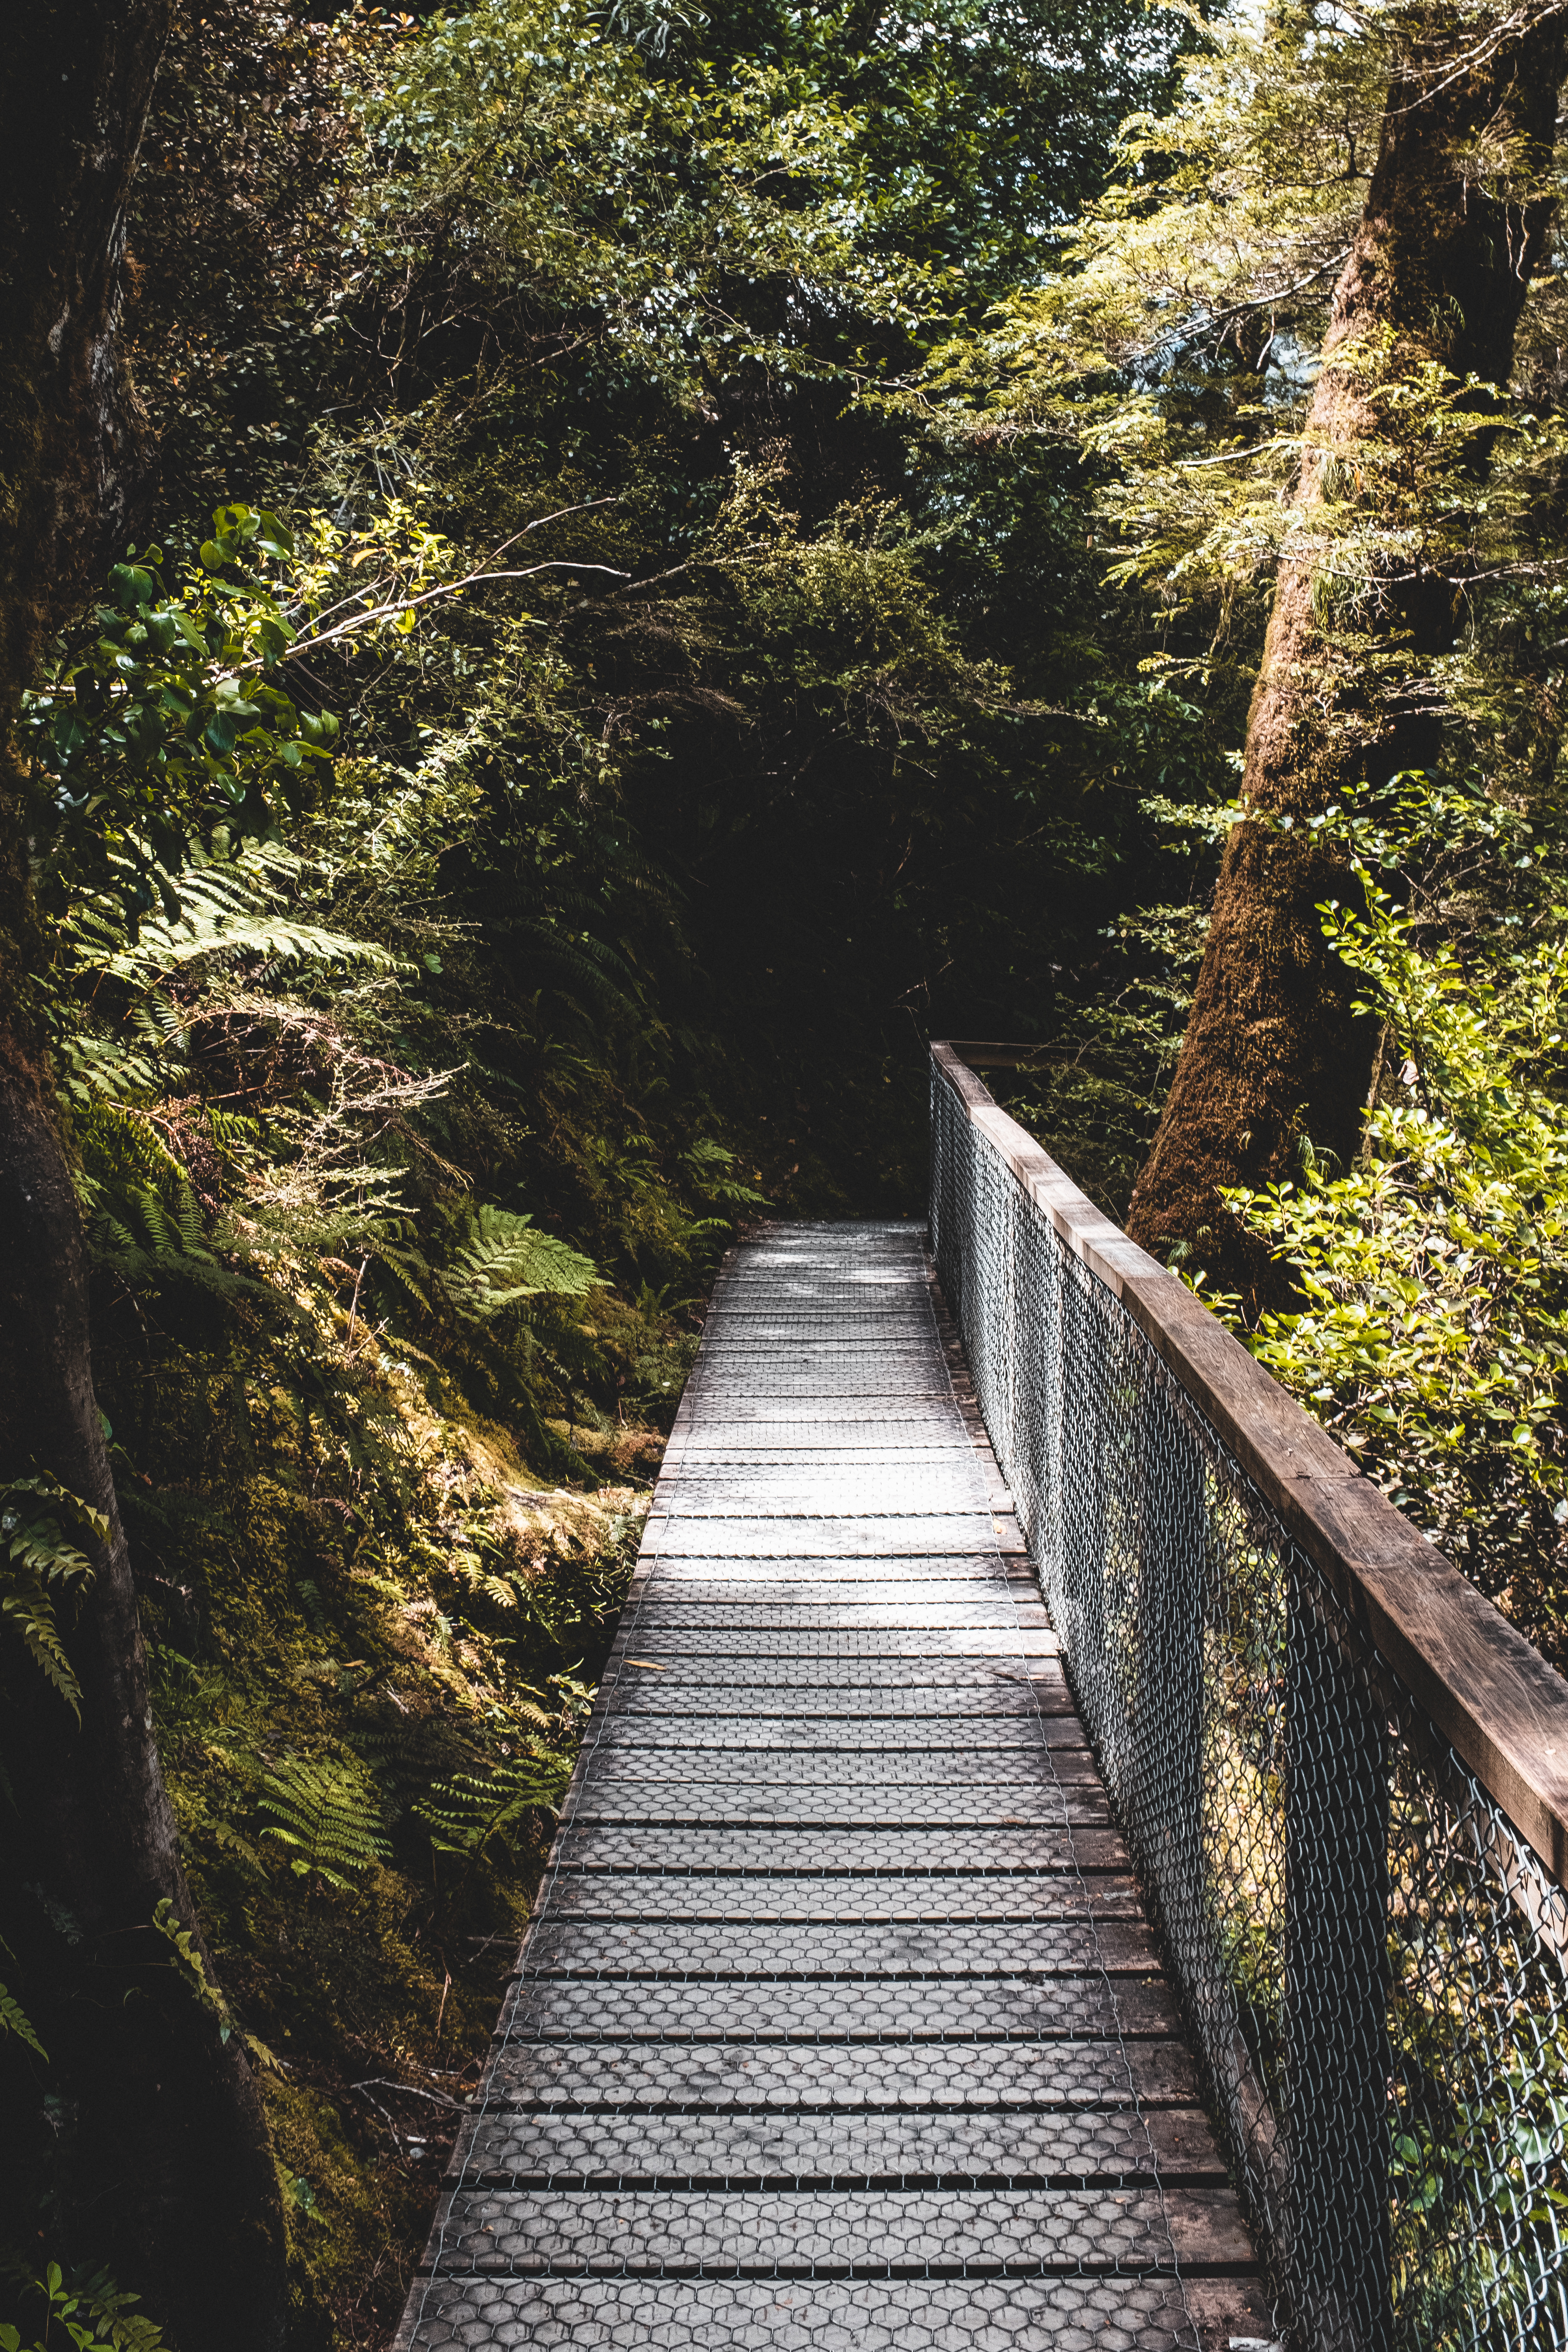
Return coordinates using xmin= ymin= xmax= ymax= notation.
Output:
xmin=394 ymin=1223 xmax=1269 ymax=2349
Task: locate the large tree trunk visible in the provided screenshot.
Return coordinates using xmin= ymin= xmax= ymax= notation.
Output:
xmin=0 ymin=9 xmax=289 ymax=2347
xmin=1125 ymin=7 xmax=1566 ymax=1314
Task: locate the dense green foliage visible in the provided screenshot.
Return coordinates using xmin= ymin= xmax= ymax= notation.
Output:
xmin=1 ymin=0 xmax=1218 ymax=2342
xmin=14 ymin=0 xmax=1568 ymax=2341
xmin=929 ymin=2 xmax=1568 ymax=1672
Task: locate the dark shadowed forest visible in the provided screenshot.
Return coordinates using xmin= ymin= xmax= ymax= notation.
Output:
xmin=7 ymin=1 xmax=1568 ymax=2343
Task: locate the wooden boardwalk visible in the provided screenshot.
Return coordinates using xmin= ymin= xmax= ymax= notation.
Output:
xmin=398 ymin=1223 xmax=1270 ymax=2350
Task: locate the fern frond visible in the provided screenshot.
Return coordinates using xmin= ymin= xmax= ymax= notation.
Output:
xmin=257 ymin=1757 xmax=390 ymax=1892
xmin=175 ymin=1189 xmax=205 ymax=1255
xmin=453 ymin=1560 xmax=524 ymax=1613
xmin=91 ymin=848 xmax=407 ymax=985
xmin=90 ymin=1246 xmax=290 ymax=1315
xmin=367 ymin=1241 xmax=435 ymax=1315
xmin=506 ymin=918 xmax=637 ymax=1013
xmin=207 ymin=1105 xmax=262 ymax=1159
xmin=0 ymin=1590 xmax=83 ymax=1715
xmin=0 ymin=1475 xmax=106 ymax=1721
xmin=0 ymin=1979 xmax=47 ymax=2061
xmin=450 ymin=1554 xmax=559 ymax=1637
xmin=151 ymin=1899 xmax=227 ymax=2023
xmin=442 ymin=1205 xmax=598 ymax=1319
xmin=111 ymin=913 xmax=405 ymax=977
xmin=1 ymin=1486 xmax=101 ymax=1580
xmin=133 ymin=1189 xmax=180 ymax=1255
xmin=415 ymin=1751 xmax=572 ymax=1862
xmin=78 ymin=1102 xmax=187 ymax=1198
xmin=208 ymin=1819 xmax=267 ymax=1878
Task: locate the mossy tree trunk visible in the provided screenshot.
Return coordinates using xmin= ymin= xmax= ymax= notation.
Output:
xmin=1125 ymin=7 xmax=1566 ymax=1314
xmin=0 ymin=9 xmax=288 ymax=2347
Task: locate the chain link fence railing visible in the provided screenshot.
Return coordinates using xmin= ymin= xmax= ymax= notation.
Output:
xmin=930 ymin=1048 xmax=1568 ymax=2352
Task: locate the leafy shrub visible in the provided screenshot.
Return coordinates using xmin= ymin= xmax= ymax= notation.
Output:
xmin=0 ymin=2262 xmax=165 ymax=2352
xmin=1232 ymin=879 xmax=1568 ymax=1660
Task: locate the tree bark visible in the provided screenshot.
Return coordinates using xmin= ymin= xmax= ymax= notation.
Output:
xmin=0 ymin=8 xmax=289 ymax=2347
xmin=1125 ymin=6 xmax=1566 ymax=1314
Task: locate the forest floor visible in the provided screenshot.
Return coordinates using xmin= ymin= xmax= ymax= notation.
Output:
xmin=136 ymin=1388 xmax=671 ymax=2351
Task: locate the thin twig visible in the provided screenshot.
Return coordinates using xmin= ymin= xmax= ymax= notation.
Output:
xmin=285 ymin=561 xmax=631 ymax=661
xmin=350 ymin=2076 xmax=468 ymax=2112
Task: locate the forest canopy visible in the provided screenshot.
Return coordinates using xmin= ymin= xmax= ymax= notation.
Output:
xmin=7 ymin=0 xmax=1568 ymax=2344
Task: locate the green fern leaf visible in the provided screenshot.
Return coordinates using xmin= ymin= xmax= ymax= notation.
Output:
xmin=46 ymin=2262 xmax=169 ymax=2352
xmin=175 ymin=1189 xmax=204 ymax=1254
xmin=120 ymin=912 xmax=405 ymax=972
xmin=90 ymin=1244 xmax=291 ymax=1316
xmin=209 ymin=1819 xmax=268 ymax=1878
xmin=367 ymin=1241 xmax=435 ymax=1315
xmin=257 ymin=1757 xmax=390 ymax=1892
xmin=150 ymin=1900 xmax=229 ymax=2029
xmin=0 ymin=1979 xmax=47 ymax=2061
xmin=77 ymin=1102 xmax=187 ymax=1199
xmin=507 ymin=916 xmax=637 ymax=1015
xmin=97 ymin=860 xmax=406 ymax=985
xmin=415 ymin=1751 xmax=573 ymax=1861
xmin=0 ymin=1591 xmax=83 ymax=1715
xmin=442 ymin=1205 xmax=597 ymax=1319
xmin=0 ymin=1475 xmax=106 ymax=1720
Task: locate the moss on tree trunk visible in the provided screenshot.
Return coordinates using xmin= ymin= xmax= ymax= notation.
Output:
xmin=1126 ymin=6 xmax=1567 ymax=1314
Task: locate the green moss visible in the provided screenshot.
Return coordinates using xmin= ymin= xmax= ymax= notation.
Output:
xmin=131 ymin=1437 xmax=639 ymax=2348
xmin=86 ymin=1272 xmax=651 ymax=2346
xmin=264 ymin=2056 xmax=479 ymax=2351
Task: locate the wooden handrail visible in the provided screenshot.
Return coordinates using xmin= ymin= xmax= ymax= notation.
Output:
xmin=931 ymin=1039 xmax=1057 ymax=1069
xmin=932 ymin=1040 xmax=1568 ymax=1890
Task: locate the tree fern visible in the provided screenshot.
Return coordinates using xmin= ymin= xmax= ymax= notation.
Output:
xmin=257 ymin=1756 xmax=390 ymax=1893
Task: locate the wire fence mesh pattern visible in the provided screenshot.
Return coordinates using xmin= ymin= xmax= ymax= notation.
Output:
xmin=395 ymin=1221 xmax=1272 ymax=2350
xmin=930 ymin=1053 xmax=1568 ymax=2352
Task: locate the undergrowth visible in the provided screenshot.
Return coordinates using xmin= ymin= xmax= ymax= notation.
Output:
xmin=2 ymin=801 xmax=734 ymax=2345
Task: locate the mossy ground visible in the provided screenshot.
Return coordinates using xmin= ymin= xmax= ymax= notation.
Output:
xmin=118 ymin=1355 xmax=671 ymax=2349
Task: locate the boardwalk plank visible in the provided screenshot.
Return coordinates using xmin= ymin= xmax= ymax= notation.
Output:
xmin=395 ymin=1223 xmax=1268 ymax=2350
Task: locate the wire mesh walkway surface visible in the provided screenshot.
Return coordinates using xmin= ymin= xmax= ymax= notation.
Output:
xmin=396 ymin=1222 xmax=1272 ymax=2351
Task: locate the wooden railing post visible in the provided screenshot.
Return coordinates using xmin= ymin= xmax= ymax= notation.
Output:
xmin=1283 ymin=1572 xmax=1392 ymax=2352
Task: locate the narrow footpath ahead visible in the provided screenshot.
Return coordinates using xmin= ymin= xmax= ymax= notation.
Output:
xmin=397 ymin=1222 xmax=1269 ymax=2349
